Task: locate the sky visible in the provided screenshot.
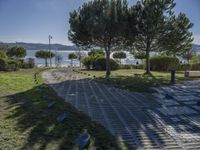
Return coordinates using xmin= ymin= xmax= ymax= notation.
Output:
xmin=0 ymin=0 xmax=200 ymax=45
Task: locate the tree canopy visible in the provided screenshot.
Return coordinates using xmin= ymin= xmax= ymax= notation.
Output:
xmin=128 ymin=0 xmax=193 ymax=75
xmin=35 ymin=50 xmax=55 ymax=67
xmin=69 ymin=0 xmax=130 ymax=78
xmin=6 ymin=46 xmax=26 ymax=58
xmin=113 ymin=51 xmax=126 ymax=64
xmin=68 ymin=0 xmax=193 ymax=76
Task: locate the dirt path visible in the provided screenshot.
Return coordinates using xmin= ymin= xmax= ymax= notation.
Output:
xmin=43 ymin=68 xmax=200 ymax=150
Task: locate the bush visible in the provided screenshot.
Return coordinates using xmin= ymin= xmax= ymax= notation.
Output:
xmin=150 ymin=56 xmax=180 ymax=71
xmin=191 ymin=63 xmax=200 ymax=70
xmin=6 ymin=60 xmax=20 ymax=71
xmin=179 ymin=64 xmax=191 ymax=71
xmin=0 ymin=58 xmax=7 ymax=71
xmin=22 ymin=58 xmax=35 ymax=68
xmin=94 ymin=57 xmax=119 ymax=70
xmin=82 ymin=54 xmax=103 ymax=70
xmin=0 ymin=52 xmax=6 ymax=59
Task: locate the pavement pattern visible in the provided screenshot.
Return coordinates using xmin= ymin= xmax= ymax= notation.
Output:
xmin=43 ymin=68 xmax=200 ymax=150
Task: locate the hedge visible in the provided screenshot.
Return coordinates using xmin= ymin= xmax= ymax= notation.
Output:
xmin=150 ymin=56 xmax=180 ymax=71
xmin=94 ymin=57 xmax=119 ymax=70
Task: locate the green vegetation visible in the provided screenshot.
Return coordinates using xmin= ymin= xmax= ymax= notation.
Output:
xmin=113 ymin=52 xmax=126 ymax=64
xmin=6 ymin=46 xmax=26 ymax=58
xmin=68 ymin=53 xmax=78 ymax=66
xmin=76 ymin=69 xmax=192 ymax=92
xmin=82 ymin=52 xmax=119 ymax=71
xmin=69 ymin=0 xmax=193 ymax=77
xmin=150 ymin=56 xmax=180 ymax=71
xmin=0 ymin=69 xmax=129 ymax=150
xmin=35 ymin=50 xmax=55 ymax=67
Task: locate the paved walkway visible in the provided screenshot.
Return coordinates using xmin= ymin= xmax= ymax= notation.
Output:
xmin=43 ymin=68 xmax=200 ymax=150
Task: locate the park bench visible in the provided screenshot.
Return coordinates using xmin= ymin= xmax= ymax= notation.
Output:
xmin=185 ymin=71 xmax=200 ymax=77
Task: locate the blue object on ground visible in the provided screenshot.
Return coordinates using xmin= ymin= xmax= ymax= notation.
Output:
xmin=48 ymin=101 xmax=56 ymax=108
xmin=75 ymin=133 xmax=91 ymax=149
xmin=165 ymin=93 xmax=173 ymax=99
xmin=56 ymin=113 xmax=67 ymax=122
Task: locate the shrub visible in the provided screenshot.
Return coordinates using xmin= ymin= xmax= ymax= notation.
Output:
xmin=6 ymin=60 xmax=20 ymax=71
xmin=0 ymin=52 xmax=6 ymax=59
xmin=22 ymin=58 xmax=35 ymax=68
xmin=0 ymin=58 xmax=7 ymax=71
xmin=88 ymin=49 xmax=105 ymax=56
xmin=191 ymin=63 xmax=200 ymax=70
xmin=150 ymin=56 xmax=180 ymax=71
xmin=82 ymin=54 xmax=103 ymax=70
xmin=179 ymin=64 xmax=191 ymax=71
xmin=94 ymin=57 xmax=119 ymax=70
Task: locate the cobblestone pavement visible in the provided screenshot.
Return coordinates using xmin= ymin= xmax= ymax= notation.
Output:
xmin=43 ymin=68 xmax=200 ymax=150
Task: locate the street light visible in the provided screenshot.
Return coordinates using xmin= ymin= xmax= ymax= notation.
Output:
xmin=49 ymin=35 xmax=52 ymax=67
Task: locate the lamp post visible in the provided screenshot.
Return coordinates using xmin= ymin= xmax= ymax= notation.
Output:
xmin=49 ymin=35 xmax=52 ymax=67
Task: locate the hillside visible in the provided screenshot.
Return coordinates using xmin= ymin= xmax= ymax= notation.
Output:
xmin=1 ymin=42 xmax=79 ymax=50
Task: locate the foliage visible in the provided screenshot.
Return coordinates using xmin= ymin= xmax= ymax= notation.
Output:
xmin=191 ymin=55 xmax=200 ymax=64
xmin=150 ymin=56 xmax=180 ymax=71
xmin=35 ymin=50 xmax=55 ymax=67
xmin=6 ymin=59 xmax=20 ymax=71
xmin=94 ymin=57 xmax=119 ymax=70
xmin=6 ymin=46 xmax=26 ymax=58
xmin=68 ymin=53 xmax=77 ymax=60
xmin=0 ymin=58 xmax=7 ymax=71
xmin=134 ymin=52 xmax=146 ymax=60
xmin=68 ymin=0 xmax=130 ymax=78
xmin=179 ymin=64 xmax=191 ymax=71
xmin=88 ymin=49 xmax=105 ymax=57
xmin=82 ymin=54 xmax=104 ymax=70
xmin=129 ymin=0 xmax=193 ymax=75
xmin=22 ymin=58 xmax=35 ymax=68
xmin=0 ymin=52 xmax=6 ymax=58
xmin=112 ymin=52 xmax=126 ymax=64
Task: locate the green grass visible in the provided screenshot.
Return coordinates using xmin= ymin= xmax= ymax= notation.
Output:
xmin=0 ymin=69 xmax=130 ymax=150
xmin=76 ymin=69 xmax=194 ymax=92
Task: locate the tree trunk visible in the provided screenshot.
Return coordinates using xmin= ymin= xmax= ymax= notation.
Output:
xmin=45 ymin=58 xmax=48 ymax=67
xmin=144 ymin=40 xmax=152 ymax=76
xmin=105 ymin=45 xmax=111 ymax=78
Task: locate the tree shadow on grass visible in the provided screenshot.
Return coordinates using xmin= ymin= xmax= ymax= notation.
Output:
xmin=3 ymin=83 xmax=124 ymax=150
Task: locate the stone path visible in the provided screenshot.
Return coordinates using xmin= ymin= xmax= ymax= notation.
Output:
xmin=43 ymin=68 xmax=200 ymax=150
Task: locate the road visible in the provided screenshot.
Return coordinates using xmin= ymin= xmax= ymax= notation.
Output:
xmin=43 ymin=68 xmax=200 ymax=150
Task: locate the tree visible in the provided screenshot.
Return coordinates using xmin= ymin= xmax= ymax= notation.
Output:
xmin=6 ymin=46 xmax=26 ymax=58
xmin=35 ymin=50 xmax=55 ymax=67
xmin=112 ymin=51 xmax=126 ymax=64
xmin=68 ymin=53 xmax=77 ymax=66
xmin=134 ymin=51 xmax=146 ymax=64
xmin=88 ymin=49 xmax=105 ymax=57
xmin=68 ymin=0 xmax=130 ymax=78
xmin=129 ymin=0 xmax=193 ymax=76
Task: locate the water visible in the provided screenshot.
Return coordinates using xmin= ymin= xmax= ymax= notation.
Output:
xmin=25 ymin=50 xmax=83 ymax=66
xmin=25 ymin=49 xmax=139 ymax=66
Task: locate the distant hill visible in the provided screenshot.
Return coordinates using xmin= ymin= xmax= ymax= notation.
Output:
xmin=2 ymin=42 xmax=79 ymax=50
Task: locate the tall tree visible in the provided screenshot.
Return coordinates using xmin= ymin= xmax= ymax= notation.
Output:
xmin=68 ymin=0 xmax=130 ymax=78
xmin=129 ymin=0 xmax=193 ymax=75
xmin=35 ymin=50 xmax=55 ymax=67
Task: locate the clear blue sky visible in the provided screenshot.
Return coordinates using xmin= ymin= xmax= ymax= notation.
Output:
xmin=0 ymin=0 xmax=199 ymax=45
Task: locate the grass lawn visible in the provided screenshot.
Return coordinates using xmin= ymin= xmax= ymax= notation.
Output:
xmin=0 ymin=69 xmax=129 ymax=150
xmin=76 ymin=69 xmax=194 ymax=92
